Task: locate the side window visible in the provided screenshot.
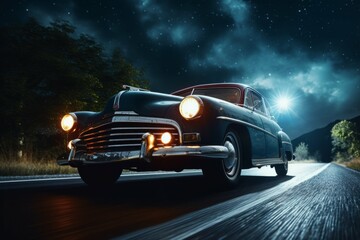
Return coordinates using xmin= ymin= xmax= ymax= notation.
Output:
xmin=244 ymin=89 xmax=253 ymax=107
xmin=252 ymin=92 xmax=266 ymax=114
xmin=263 ymin=100 xmax=271 ymax=117
xmin=245 ymin=89 xmax=266 ymax=114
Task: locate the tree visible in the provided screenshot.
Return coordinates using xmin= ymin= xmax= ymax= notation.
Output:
xmin=331 ymin=120 xmax=360 ymax=160
xmin=294 ymin=142 xmax=309 ymax=160
xmin=0 ymin=19 xmax=147 ymax=162
xmin=100 ymin=48 xmax=148 ymax=99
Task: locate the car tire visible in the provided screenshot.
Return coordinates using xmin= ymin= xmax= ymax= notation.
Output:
xmin=78 ymin=165 xmax=122 ymax=187
xmin=275 ymin=162 xmax=288 ymax=176
xmin=275 ymin=156 xmax=288 ymax=176
xmin=202 ymin=130 xmax=242 ymax=188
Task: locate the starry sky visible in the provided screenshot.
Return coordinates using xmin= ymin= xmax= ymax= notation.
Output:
xmin=1 ymin=0 xmax=360 ymax=139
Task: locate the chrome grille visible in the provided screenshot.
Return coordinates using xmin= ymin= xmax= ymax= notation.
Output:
xmin=79 ymin=117 xmax=181 ymax=154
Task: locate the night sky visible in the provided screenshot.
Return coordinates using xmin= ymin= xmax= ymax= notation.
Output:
xmin=1 ymin=0 xmax=360 ymax=138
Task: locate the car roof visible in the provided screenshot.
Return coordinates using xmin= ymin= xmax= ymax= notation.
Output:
xmin=172 ymin=83 xmax=250 ymax=95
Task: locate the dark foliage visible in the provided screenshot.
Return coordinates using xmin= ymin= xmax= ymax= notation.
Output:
xmin=0 ymin=18 xmax=147 ymax=162
xmin=292 ymin=115 xmax=360 ymax=162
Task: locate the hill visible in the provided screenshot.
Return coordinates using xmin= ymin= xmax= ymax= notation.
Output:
xmin=292 ymin=115 xmax=360 ymax=162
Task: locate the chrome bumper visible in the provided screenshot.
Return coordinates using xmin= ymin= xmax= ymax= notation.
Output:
xmin=57 ymin=133 xmax=229 ymax=166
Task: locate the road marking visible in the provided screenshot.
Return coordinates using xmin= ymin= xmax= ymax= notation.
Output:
xmin=0 ymin=170 xmax=201 ymax=184
xmin=118 ymin=163 xmax=330 ymax=240
xmin=0 ymin=176 xmax=81 ymax=184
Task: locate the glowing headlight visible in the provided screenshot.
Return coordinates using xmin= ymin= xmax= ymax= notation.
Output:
xmin=161 ymin=132 xmax=172 ymax=145
xmin=61 ymin=113 xmax=77 ymax=132
xmin=179 ymin=96 xmax=203 ymax=120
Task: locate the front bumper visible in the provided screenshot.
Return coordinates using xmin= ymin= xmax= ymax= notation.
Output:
xmin=57 ymin=133 xmax=229 ymax=166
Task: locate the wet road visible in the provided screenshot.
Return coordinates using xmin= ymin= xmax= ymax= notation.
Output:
xmin=1 ymin=163 xmax=359 ymax=239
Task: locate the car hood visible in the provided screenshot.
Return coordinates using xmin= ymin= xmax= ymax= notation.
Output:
xmin=104 ymin=90 xmax=183 ymax=118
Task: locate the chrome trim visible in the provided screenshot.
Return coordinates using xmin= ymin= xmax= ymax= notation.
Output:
xmin=78 ymin=116 xmax=182 ymax=151
xmin=114 ymin=111 xmax=139 ymax=115
xmin=113 ymin=90 xmax=126 ymax=110
xmin=140 ymin=133 xmax=155 ymax=161
xmin=87 ymin=150 xmax=141 ymax=162
xmin=122 ymin=85 xmax=149 ymax=91
xmin=63 ymin=135 xmax=229 ymax=165
xmin=111 ymin=116 xmax=183 ymax=144
xmin=82 ymin=127 xmax=177 ymax=139
xmin=217 ymin=116 xmax=276 ymax=139
xmin=68 ymin=139 xmax=82 ymax=161
xmin=86 ymin=144 xmax=141 ymax=150
xmin=152 ymin=145 xmax=229 ymax=158
xmin=282 ymin=141 xmax=292 ymax=145
xmin=252 ymin=158 xmax=284 ymax=166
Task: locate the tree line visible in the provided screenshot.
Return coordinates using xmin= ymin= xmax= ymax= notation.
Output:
xmin=294 ymin=120 xmax=360 ymax=162
xmin=0 ymin=18 xmax=148 ymax=162
xmin=331 ymin=120 xmax=360 ymax=161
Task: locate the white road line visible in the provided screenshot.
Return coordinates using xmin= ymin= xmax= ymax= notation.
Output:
xmin=0 ymin=176 xmax=81 ymax=184
xmin=118 ymin=163 xmax=330 ymax=240
xmin=0 ymin=170 xmax=202 ymax=184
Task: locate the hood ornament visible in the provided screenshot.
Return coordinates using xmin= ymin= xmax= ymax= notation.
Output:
xmin=113 ymin=91 xmax=125 ymax=110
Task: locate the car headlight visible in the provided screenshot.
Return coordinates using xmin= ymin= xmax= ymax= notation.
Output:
xmin=161 ymin=132 xmax=172 ymax=145
xmin=61 ymin=113 xmax=77 ymax=132
xmin=179 ymin=96 xmax=203 ymax=120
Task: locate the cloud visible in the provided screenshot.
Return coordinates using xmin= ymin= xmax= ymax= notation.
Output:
xmin=170 ymin=24 xmax=199 ymax=45
xmin=26 ymin=2 xmax=101 ymax=41
xmin=190 ymin=6 xmax=358 ymax=107
xmin=185 ymin=0 xmax=360 ymax=138
xmin=137 ymin=0 xmax=200 ymax=46
xmin=220 ymin=0 xmax=249 ymax=25
xmin=4 ymin=0 xmax=358 ymax=138
xmin=146 ymin=23 xmax=199 ymax=45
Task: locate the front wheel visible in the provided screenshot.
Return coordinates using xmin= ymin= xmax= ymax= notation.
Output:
xmin=202 ymin=130 xmax=242 ymax=188
xmin=78 ymin=165 xmax=122 ymax=187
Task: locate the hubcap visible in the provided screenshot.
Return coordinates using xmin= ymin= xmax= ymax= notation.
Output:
xmin=223 ymin=136 xmax=238 ymax=177
xmin=284 ymin=160 xmax=288 ymax=171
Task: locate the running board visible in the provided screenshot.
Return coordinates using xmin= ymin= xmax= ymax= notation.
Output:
xmin=252 ymin=158 xmax=285 ymax=167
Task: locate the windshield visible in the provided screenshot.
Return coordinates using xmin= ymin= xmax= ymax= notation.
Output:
xmin=193 ymin=88 xmax=241 ymax=104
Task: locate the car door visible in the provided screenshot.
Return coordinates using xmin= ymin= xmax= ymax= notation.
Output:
xmin=259 ymin=99 xmax=281 ymax=159
xmin=243 ymin=89 xmax=266 ymax=159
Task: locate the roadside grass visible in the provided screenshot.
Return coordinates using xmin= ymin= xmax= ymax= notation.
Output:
xmin=345 ymin=158 xmax=360 ymax=172
xmin=1 ymin=157 xmax=358 ymax=176
xmin=0 ymin=160 xmax=77 ymax=176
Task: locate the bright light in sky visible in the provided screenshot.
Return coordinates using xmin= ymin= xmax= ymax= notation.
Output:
xmin=271 ymin=91 xmax=296 ymax=115
xmin=276 ymin=96 xmax=292 ymax=111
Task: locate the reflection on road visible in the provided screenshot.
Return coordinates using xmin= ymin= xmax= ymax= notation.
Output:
xmin=2 ymin=163 xmax=359 ymax=240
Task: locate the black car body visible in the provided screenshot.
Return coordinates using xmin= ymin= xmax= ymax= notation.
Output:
xmin=58 ymin=83 xmax=293 ymax=187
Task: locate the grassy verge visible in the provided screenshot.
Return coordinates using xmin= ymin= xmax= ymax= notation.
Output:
xmin=345 ymin=158 xmax=360 ymax=172
xmin=0 ymin=160 xmax=77 ymax=176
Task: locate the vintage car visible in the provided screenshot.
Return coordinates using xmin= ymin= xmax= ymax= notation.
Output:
xmin=58 ymin=83 xmax=293 ymax=187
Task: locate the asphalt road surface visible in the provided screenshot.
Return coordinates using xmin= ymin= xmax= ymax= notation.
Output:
xmin=1 ymin=163 xmax=359 ymax=240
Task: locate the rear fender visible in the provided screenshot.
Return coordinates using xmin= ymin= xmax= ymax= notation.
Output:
xmin=278 ymin=131 xmax=293 ymax=161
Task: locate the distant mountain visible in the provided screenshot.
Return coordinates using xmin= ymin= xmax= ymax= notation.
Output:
xmin=292 ymin=115 xmax=360 ymax=162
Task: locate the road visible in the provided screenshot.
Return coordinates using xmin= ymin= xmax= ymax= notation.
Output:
xmin=0 ymin=163 xmax=359 ymax=239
